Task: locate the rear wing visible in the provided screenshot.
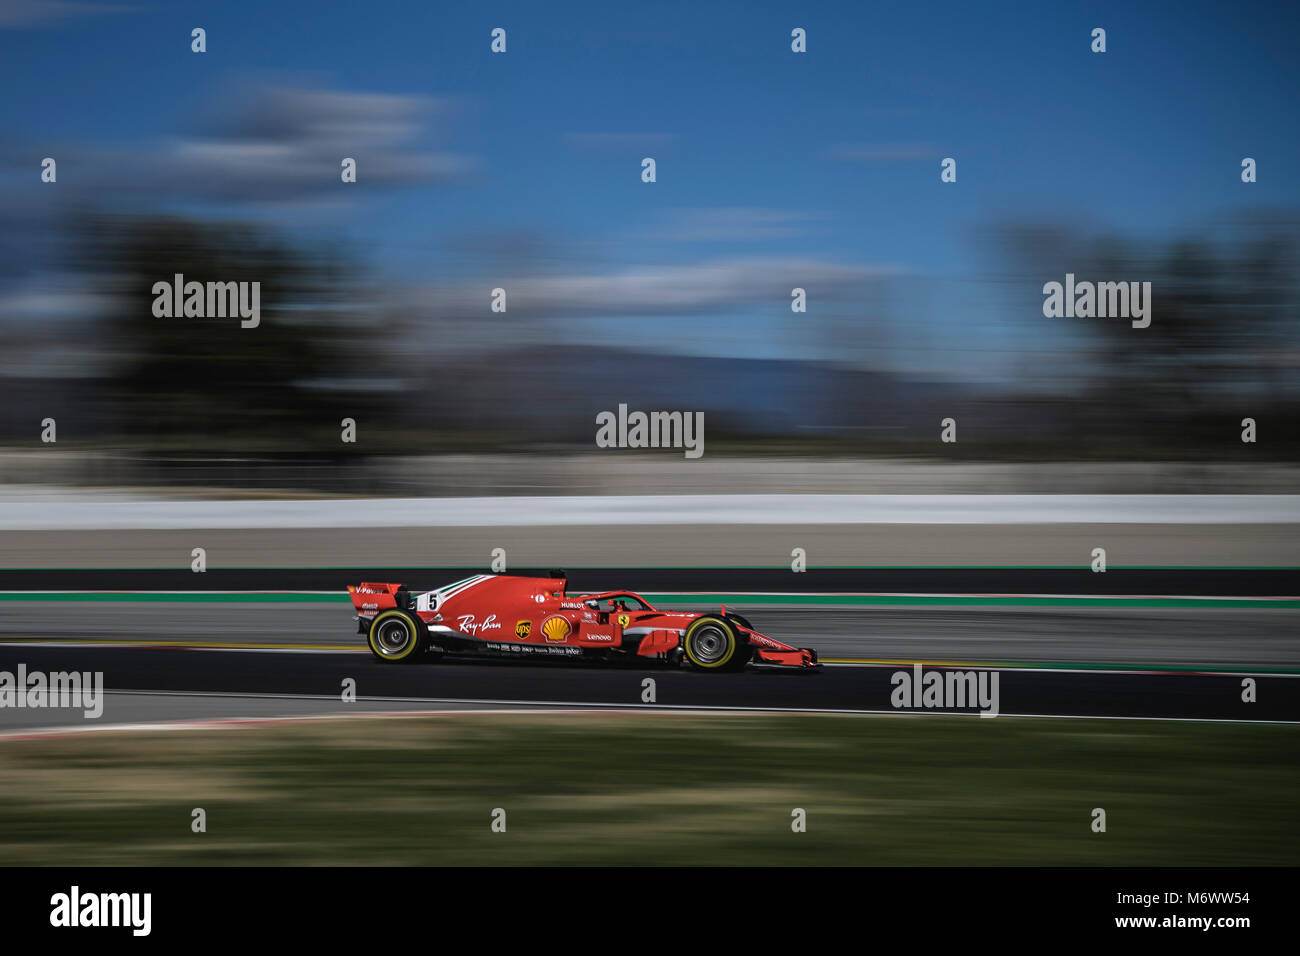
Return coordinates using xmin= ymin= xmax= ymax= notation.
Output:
xmin=347 ymin=582 xmax=406 ymax=614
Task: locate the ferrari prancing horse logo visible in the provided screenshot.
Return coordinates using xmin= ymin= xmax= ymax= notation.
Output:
xmin=617 ymin=614 xmax=630 ymax=628
xmin=515 ymin=620 xmax=531 ymax=640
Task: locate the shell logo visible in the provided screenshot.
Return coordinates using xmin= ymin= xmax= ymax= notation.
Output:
xmin=541 ymin=615 xmax=571 ymax=644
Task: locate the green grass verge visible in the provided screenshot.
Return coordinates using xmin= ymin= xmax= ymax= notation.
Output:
xmin=0 ymin=713 xmax=1295 ymax=865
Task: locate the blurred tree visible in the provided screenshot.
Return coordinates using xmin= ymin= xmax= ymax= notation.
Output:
xmin=996 ymin=216 xmax=1300 ymax=455
xmin=76 ymin=216 xmax=377 ymax=453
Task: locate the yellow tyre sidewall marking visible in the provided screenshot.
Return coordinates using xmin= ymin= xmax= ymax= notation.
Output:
xmin=369 ymin=609 xmax=420 ymax=661
xmin=683 ymin=617 xmax=735 ymax=669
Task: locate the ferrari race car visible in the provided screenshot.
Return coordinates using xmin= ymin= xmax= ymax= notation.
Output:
xmin=348 ymin=572 xmax=818 ymax=671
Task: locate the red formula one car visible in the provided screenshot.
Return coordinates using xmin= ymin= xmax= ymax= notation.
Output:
xmin=347 ymin=571 xmax=818 ymax=671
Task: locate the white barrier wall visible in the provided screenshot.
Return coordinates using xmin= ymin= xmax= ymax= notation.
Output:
xmin=0 ymin=494 xmax=1296 ymax=531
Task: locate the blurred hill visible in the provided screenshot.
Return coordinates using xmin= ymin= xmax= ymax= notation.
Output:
xmin=0 ymin=213 xmax=1297 ymax=492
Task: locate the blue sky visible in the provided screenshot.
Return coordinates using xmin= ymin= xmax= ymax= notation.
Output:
xmin=2 ymin=0 xmax=1297 ymax=381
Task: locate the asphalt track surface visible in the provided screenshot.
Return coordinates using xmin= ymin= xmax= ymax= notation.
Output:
xmin=0 ymin=644 xmax=1296 ymax=732
xmin=2 ymin=601 xmax=1297 ymax=666
xmin=0 ymin=600 xmax=1297 ymax=730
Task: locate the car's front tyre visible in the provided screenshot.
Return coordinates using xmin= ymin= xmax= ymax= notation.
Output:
xmin=682 ymin=616 xmax=749 ymax=672
xmin=367 ymin=609 xmax=425 ymax=663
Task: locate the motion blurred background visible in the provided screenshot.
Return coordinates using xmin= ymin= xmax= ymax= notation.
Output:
xmin=1 ymin=0 xmax=1297 ymax=495
xmin=0 ymin=0 xmax=1298 ymax=874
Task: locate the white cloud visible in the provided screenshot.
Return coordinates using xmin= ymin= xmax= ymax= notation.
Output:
xmin=4 ymin=84 xmax=471 ymax=205
xmin=401 ymin=256 xmax=896 ymax=321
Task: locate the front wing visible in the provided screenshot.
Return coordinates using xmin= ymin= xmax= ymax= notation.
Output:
xmin=731 ymin=623 xmax=819 ymax=668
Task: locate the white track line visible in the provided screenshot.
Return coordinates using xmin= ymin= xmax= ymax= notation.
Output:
xmin=0 ymin=687 xmax=1289 ymax=737
xmin=3 ymin=640 xmax=1297 ymax=675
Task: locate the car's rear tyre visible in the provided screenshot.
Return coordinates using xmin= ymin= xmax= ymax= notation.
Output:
xmin=682 ymin=616 xmax=749 ymax=672
xmin=367 ymin=609 xmax=425 ymax=663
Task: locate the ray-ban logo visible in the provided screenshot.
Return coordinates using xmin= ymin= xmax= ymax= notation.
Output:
xmin=152 ymin=273 xmax=260 ymax=328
